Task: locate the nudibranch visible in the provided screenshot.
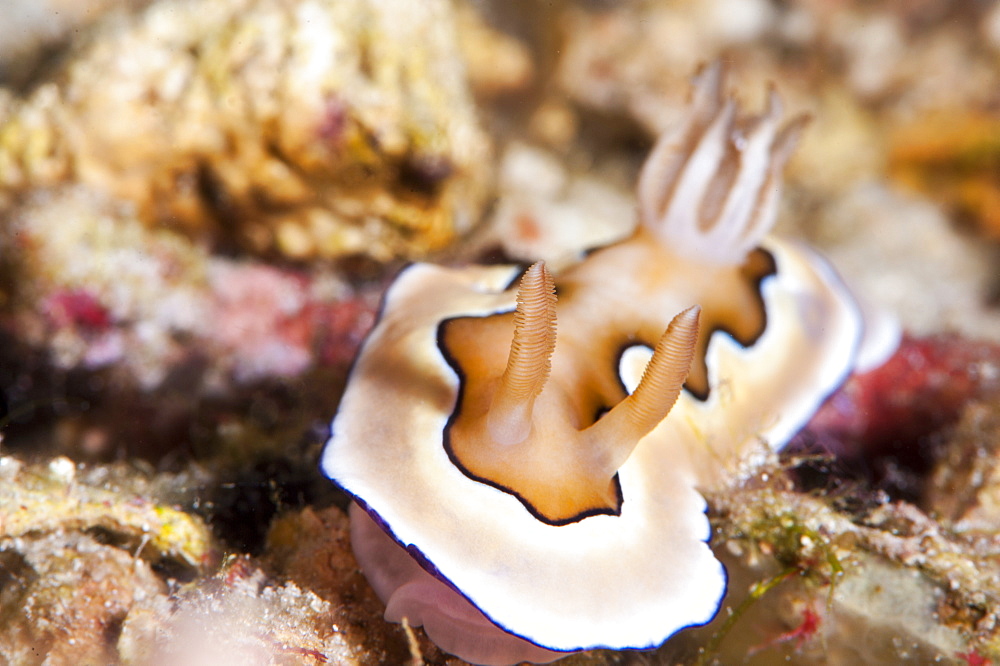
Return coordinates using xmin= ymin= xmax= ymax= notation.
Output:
xmin=323 ymin=65 xmax=866 ymax=665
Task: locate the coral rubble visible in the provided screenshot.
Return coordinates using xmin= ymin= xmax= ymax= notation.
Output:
xmin=0 ymin=0 xmax=491 ymax=262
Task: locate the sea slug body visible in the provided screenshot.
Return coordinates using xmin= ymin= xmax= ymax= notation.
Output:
xmin=322 ymin=64 xmax=871 ymax=665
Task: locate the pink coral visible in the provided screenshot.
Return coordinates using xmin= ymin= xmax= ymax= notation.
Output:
xmin=43 ymin=289 xmax=112 ymax=332
xmin=208 ymin=263 xmax=313 ymax=383
xmin=206 ymin=261 xmax=377 ymax=383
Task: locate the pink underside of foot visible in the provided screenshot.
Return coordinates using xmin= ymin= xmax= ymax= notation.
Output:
xmin=348 ymin=502 xmax=568 ymax=666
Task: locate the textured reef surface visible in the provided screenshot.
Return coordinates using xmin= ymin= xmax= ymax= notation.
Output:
xmin=4 ymin=0 xmax=1000 ymax=665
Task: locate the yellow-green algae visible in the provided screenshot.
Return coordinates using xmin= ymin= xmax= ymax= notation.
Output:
xmin=0 ymin=455 xmax=215 ymax=569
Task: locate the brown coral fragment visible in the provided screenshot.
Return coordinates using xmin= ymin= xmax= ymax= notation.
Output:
xmin=0 ymin=0 xmax=491 ymax=262
xmin=0 ymin=530 xmax=167 ymax=666
xmin=264 ymin=506 xmax=433 ymax=665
